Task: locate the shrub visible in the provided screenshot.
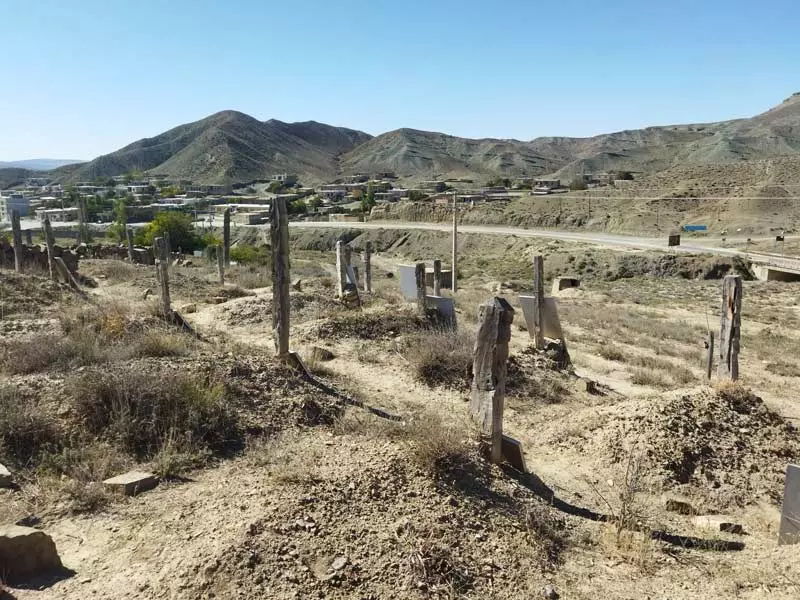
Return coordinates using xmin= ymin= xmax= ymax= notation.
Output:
xmin=230 ymin=245 xmax=271 ymax=266
xmin=404 ymin=329 xmax=474 ymax=389
xmin=0 ymin=386 xmax=62 ymax=468
xmin=407 ymin=412 xmax=472 ymax=475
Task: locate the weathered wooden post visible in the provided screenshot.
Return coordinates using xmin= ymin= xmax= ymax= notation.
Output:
xmin=154 ymin=236 xmax=172 ymax=318
xmin=42 ymin=218 xmax=56 ymax=280
xmin=718 ymin=275 xmax=742 ymax=381
xmin=125 ymin=227 xmax=135 ymax=262
xmin=77 ymin=197 xmax=87 ymax=243
xmin=336 ymin=240 xmax=347 ymax=298
xmin=11 ymin=210 xmax=23 ymax=273
xmin=24 ymin=229 xmax=32 ymax=245
xmin=53 ymin=257 xmax=81 ymax=291
xmin=433 ymin=259 xmax=442 ymax=296
xmin=414 ymin=262 xmax=426 ymax=313
xmin=363 ymin=241 xmax=372 ymax=293
xmin=223 ymin=208 xmax=231 ymax=267
xmin=216 ymin=244 xmax=225 ymax=285
xmin=706 ymin=331 xmax=715 ymax=380
xmin=470 ymin=297 xmax=514 ymax=464
xmin=451 ymin=193 xmax=458 ymax=293
xmin=532 ymin=254 xmax=545 ymax=349
xmin=271 ymin=197 xmax=290 ymax=358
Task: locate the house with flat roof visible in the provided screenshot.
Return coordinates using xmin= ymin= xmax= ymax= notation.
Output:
xmin=36 ymin=207 xmax=79 ymax=222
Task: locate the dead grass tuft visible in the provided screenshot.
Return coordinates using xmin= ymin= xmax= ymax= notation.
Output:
xmin=0 ymin=386 xmax=61 ymax=469
xmin=403 ymin=329 xmax=473 ymax=389
xmin=407 ymin=412 xmax=473 ymax=475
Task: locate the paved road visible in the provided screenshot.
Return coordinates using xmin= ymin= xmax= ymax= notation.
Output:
xmin=289 ymin=220 xmax=800 ymax=268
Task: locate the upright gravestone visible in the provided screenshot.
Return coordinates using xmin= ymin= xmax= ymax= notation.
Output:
xmin=779 ymin=464 xmax=800 ymax=545
xmin=718 ymin=275 xmax=742 ymax=381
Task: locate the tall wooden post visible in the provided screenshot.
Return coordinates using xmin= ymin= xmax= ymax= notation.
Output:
xmin=336 ymin=241 xmax=347 ymax=298
xmin=451 ymin=193 xmax=458 ymax=293
xmin=154 ymin=237 xmax=172 ymax=318
xmin=217 ymin=244 xmax=225 ymax=285
xmin=415 ymin=262 xmax=427 ymax=313
xmin=42 ymin=218 xmax=56 ymax=280
xmin=706 ymin=331 xmax=715 ymax=380
xmin=125 ymin=227 xmax=135 ymax=262
xmin=433 ymin=259 xmax=442 ymax=296
xmin=271 ymin=197 xmax=290 ymax=358
xmin=532 ymin=254 xmax=545 ymax=349
xmin=24 ymin=229 xmax=32 ymax=245
xmin=470 ymin=297 xmax=514 ymax=464
xmin=77 ymin=197 xmax=87 ymax=243
xmin=11 ymin=210 xmax=23 ymax=273
xmin=53 ymin=257 xmax=81 ymax=291
xmin=222 ymin=208 xmax=231 ymax=267
xmin=363 ymin=241 xmax=372 ymax=293
xmin=718 ymin=275 xmax=742 ymax=381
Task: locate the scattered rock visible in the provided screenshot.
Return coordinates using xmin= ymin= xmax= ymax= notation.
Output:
xmin=291 ymin=279 xmax=303 ymax=292
xmin=142 ymin=288 xmax=153 ymax=300
xmin=0 ymin=463 xmax=12 ymax=488
xmin=212 ymin=296 xmax=227 ymax=304
xmin=181 ymin=303 xmax=198 ymax=314
xmin=692 ymin=515 xmax=744 ymax=534
xmin=103 ymin=471 xmax=159 ymax=496
xmin=330 ymin=556 xmax=347 ymax=571
xmin=542 ymin=583 xmax=560 ymax=599
xmin=311 ymin=347 xmax=335 ymax=362
xmin=665 ymin=498 xmax=695 ymax=515
xmin=0 ymin=525 xmax=63 ymax=585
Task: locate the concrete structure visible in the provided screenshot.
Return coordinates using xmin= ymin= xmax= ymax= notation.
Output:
xmin=320 ymin=188 xmax=347 ymax=201
xmin=272 ymin=173 xmax=298 ymax=185
xmin=103 ymin=471 xmax=159 ymax=496
xmin=551 ymin=277 xmax=581 ymax=294
xmin=0 ymin=192 xmax=30 ymax=221
xmin=420 ymin=181 xmax=447 ymax=192
xmin=186 ymin=183 xmax=232 ymax=195
xmin=374 ymin=189 xmax=409 ymax=203
xmin=36 ymin=207 xmax=79 ymax=222
xmin=753 ymin=263 xmax=800 ymax=282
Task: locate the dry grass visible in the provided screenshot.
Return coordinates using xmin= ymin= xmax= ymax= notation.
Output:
xmin=0 ymin=385 xmax=61 ymax=469
xmin=406 ymin=411 xmax=474 ymax=475
xmin=629 ymin=368 xmax=672 ymax=388
xmin=403 ymin=328 xmax=473 ymax=389
xmin=227 ymin=265 xmax=270 ymax=290
xmin=246 ymin=435 xmax=322 ymax=485
xmin=101 ymin=260 xmax=138 ymax=282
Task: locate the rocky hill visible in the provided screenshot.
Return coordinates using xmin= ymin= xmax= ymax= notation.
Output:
xmin=43 ymin=92 xmax=800 ymax=186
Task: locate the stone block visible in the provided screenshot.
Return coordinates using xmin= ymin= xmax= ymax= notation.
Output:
xmin=0 ymin=525 xmax=62 ymax=584
xmin=692 ymin=515 xmax=743 ymax=534
xmin=102 ymin=471 xmax=158 ymax=496
xmin=398 ymin=265 xmax=418 ymax=300
xmin=424 ymin=295 xmax=456 ymax=328
xmin=501 ymin=435 xmax=527 ymax=472
xmin=0 ymin=462 xmax=12 ymax=488
xmin=779 ymin=463 xmax=800 ymax=545
xmin=551 ymin=277 xmax=580 ymax=295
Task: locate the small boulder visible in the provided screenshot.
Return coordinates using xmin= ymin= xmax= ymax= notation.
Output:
xmin=0 ymin=525 xmax=62 ymax=585
xmin=103 ymin=471 xmax=158 ymax=496
xmin=0 ymin=463 xmax=12 ymax=488
xmin=181 ymin=303 xmax=198 ymax=314
xmin=692 ymin=515 xmax=743 ymax=535
xmin=665 ymin=498 xmax=695 ymax=515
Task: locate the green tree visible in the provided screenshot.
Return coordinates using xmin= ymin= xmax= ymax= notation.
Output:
xmin=360 ymin=185 xmax=377 ymax=213
xmin=134 ymin=211 xmax=200 ymax=251
xmin=289 ymin=199 xmax=308 ymax=215
xmin=267 ymin=181 xmax=284 ymax=194
xmin=107 ymin=199 xmax=128 ymax=242
xmin=308 ymin=196 xmax=323 ymax=211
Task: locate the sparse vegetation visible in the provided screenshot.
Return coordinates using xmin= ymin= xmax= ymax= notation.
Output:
xmin=403 ymin=329 xmax=473 ymax=389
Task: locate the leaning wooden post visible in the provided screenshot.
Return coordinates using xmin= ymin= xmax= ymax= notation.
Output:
xmin=718 ymin=275 xmax=742 ymax=381
xmin=336 ymin=240 xmax=347 ymax=298
xmin=470 ymin=297 xmax=514 ymax=464
xmin=10 ymin=209 xmax=23 ymax=273
xmin=532 ymin=254 xmax=545 ymax=349
xmin=154 ymin=236 xmax=172 ymax=318
xmin=271 ymin=197 xmax=290 ymax=358
xmin=433 ymin=259 xmax=442 ymax=296
xmin=42 ymin=217 xmax=56 ymax=280
xmin=706 ymin=331 xmax=715 ymax=380
xmin=216 ymin=244 xmax=225 ymax=285
xmin=451 ymin=193 xmax=458 ymax=293
xmin=222 ymin=208 xmax=231 ymax=267
xmin=414 ymin=262 xmax=427 ymax=313
xmin=53 ymin=257 xmax=82 ymax=291
xmin=363 ymin=241 xmax=372 ymax=293
xmin=125 ymin=227 xmax=135 ymax=262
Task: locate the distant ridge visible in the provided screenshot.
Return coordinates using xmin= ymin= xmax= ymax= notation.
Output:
xmin=0 ymin=158 xmax=84 ymax=171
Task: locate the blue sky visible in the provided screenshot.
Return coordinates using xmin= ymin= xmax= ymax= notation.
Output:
xmin=1 ymin=0 xmax=798 ymax=160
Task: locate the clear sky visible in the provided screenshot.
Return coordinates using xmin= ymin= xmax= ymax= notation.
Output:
xmin=1 ymin=0 xmax=799 ymax=161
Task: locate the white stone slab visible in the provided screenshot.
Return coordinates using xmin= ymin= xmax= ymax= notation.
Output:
xmin=398 ymin=265 xmax=418 ymax=300
xmin=425 ymin=295 xmax=456 ymax=326
xmin=519 ymin=296 xmax=564 ymax=340
xmin=103 ymin=471 xmax=158 ymax=496
xmin=779 ymin=464 xmax=800 ymax=545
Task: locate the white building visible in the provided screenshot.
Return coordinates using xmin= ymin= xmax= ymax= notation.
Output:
xmin=36 ymin=207 xmax=79 ymax=222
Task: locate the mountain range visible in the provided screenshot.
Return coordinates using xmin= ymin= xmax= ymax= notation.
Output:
xmin=0 ymin=158 xmax=84 ymax=171
xmin=5 ymin=93 xmax=800 ymax=187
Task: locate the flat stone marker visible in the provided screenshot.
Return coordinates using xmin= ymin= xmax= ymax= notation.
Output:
xmin=0 ymin=462 xmax=12 ymax=488
xmin=424 ymin=295 xmax=456 ymax=326
xmin=779 ymin=464 xmax=800 ymax=545
xmin=0 ymin=525 xmax=62 ymax=584
xmin=519 ymin=296 xmax=564 ymax=340
xmin=398 ymin=265 xmax=418 ymax=300
xmin=103 ymin=471 xmax=158 ymax=496
xmin=501 ymin=435 xmax=527 ymax=472
xmin=692 ymin=515 xmax=743 ymax=535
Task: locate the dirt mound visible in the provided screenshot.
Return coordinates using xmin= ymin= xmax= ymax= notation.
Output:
xmin=313 ymin=310 xmax=431 ymax=340
xmin=0 ymin=271 xmax=77 ymax=318
xmin=611 ymin=254 xmax=754 ymax=281
xmin=609 ymin=385 xmax=800 ymax=508
xmin=183 ymin=443 xmax=567 ymax=599
xmin=221 ymin=293 xmax=341 ymax=326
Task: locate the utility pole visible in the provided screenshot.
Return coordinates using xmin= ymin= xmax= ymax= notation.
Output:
xmin=451 ymin=191 xmax=458 ymax=293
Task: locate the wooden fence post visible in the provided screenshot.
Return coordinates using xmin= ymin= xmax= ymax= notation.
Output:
xmin=363 ymin=241 xmax=372 ymax=293
xmin=11 ymin=210 xmax=23 ymax=273
xmin=217 ymin=244 xmax=225 ymax=285
xmin=271 ymin=197 xmax=290 ymax=358
xmin=154 ymin=236 xmax=172 ymax=318
xmin=336 ymin=241 xmax=347 ymax=298
xmin=433 ymin=259 xmax=442 ymax=296
xmin=470 ymin=297 xmax=514 ymax=464
xmin=451 ymin=193 xmax=458 ymax=293
xmin=718 ymin=275 xmax=742 ymax=381
xmin=532 ymin=254 xmax=545 ymax=349
xmin=706 ymin=331 xmax=715 ymax=380
xmin=77 ymin=197 xmax=88 ymax=243
xmin=223 ymin=208 xmax=231 ymax=267
xmin=126 ymin=227 xmax=135 ymax=262
xmin=24 ymin=229 xmax=32 ymax=245
xmin=53 ymin=257 xmax=82 ymax=291
xmin=42 ymin=218 xmax=56 ymax=280
xmin=415 ymin=262 xmax=426 ymax=313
